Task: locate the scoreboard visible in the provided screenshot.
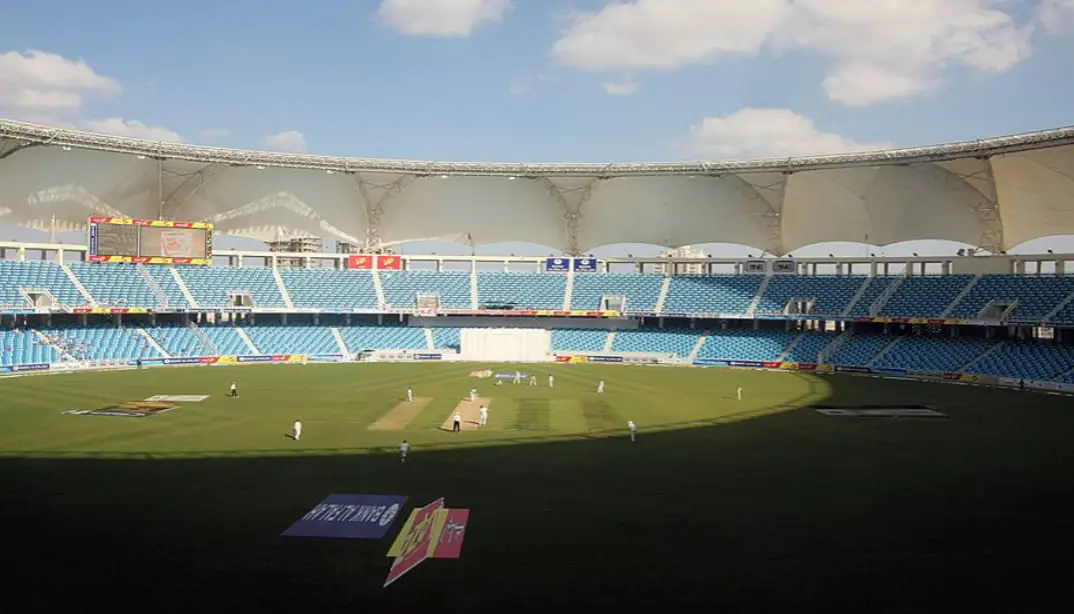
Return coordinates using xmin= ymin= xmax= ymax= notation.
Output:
xmin=88 ymin=217 xmax=213 ymax=265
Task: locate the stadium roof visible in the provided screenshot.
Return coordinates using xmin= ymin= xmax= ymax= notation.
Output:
xmin=2 ymin=118 xmax=1074 ymax=256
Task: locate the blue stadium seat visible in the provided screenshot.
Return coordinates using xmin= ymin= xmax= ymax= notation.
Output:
xmin=967 ymin=341 xmax=1074 ymax=380
xmin=551 ymin=329 xmax=609 ymax=352
xmin=873 ymin=336 xmax=995 ymax=372
xmin=696 ymin=330 xmax=796 ymax=361
xmin=143 ymin=265 xmax=192 ymax=308
xmin=39 ymin=325 xmax=160 ymax=361
xmin=663 ymin=276 xmax=762 ymax=315
xmin=379 ymin=270 xmax=470 ymax=309
xmin=68 ymin=262 xmax=157 ymax=308
xmin=478 ymin=272 xmax=565 ymax=309
xmin=757 ymin=277 xmax=866 ymax=316
xmin=0 ymin=328 xmax=59 ymax=365
xmin=280 ymin=269 xmax=378 ymax=310
xmin=783 ymin=332 xmax=839 ymax=363
xmin=431 ymin=327 xmax=461 ymax=351
xmin=613 ymin=329 xmax=701 ymax=357
xmin=145 ymin=325 xmax=209 ymax=356
xmin=200 ymin=325 xmax=253 ymax=355
xmin=178 ymin=267 xmax=286 ymax=308
xmin=879 ymin=276 xmax=974 ymax=317
xmin=846 ymin=277 xmax=896 ymax=316
xmin=827 ymin=335 xmax=891 ymax=366
xmin=243 ymin=324 xmax=340 ymax=355
xmin=948 ymin=275 xmax=1074 ymax=323
xmin=0 ymin=261 xmax=87 ymax=308
xmin=571 ymin=273 xmax=663 ymax=311
xmin=337 ymin=325 xmax=427 ymax=351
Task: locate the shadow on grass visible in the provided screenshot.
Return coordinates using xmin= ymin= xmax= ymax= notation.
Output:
xmin=2 ymin=377 xmax=1074 ymax=611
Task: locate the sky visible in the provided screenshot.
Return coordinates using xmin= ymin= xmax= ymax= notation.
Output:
xmin=1 ymin=0 xmax=1074 ymax=260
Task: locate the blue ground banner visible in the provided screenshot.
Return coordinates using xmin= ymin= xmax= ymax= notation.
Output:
xmin=282 ymin=494 xmax=408 ymax=539
xmin=12 ymin=363 xmax=50 ymax=372
xmin=412 ymin=353 xmax=443 ymax=361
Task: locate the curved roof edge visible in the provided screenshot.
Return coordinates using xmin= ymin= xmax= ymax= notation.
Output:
xmin=3 ymin=117 xmax=1074 ymax=177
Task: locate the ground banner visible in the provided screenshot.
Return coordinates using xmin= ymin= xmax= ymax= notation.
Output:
xmin=384 ymin=498 xmax=470 ymax=587
xmin=383 ymin=498 xmax=445 ymax=587
xmin=282 ymin=494 xmax=407 ymax=539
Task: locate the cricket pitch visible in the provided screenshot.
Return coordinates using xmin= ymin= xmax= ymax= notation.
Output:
xmin=368 ymin=397 xmax=433 ymax=430
xmin=441 ymin=397 xmax=491 ymax=431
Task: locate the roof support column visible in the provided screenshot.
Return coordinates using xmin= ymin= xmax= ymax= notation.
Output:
xmin=354 ymin=174 xmax=411 ymax=252
xmin=539 ymin=178 xmax=599 ymax=256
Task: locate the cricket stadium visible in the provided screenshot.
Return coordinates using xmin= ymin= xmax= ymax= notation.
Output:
xmin=2 ymin=118 xmax=1074 ymax=610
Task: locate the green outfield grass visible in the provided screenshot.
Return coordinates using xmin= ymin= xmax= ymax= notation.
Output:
xmin=1 ymin=363 xmax=1072 ymax=610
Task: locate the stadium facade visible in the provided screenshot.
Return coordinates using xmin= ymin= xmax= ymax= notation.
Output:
xmin=0 ymin=119 xmax=1073 ymax=394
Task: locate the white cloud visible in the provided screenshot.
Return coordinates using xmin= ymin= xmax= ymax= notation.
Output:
xmin=602 ymin=78 xmax=639 ymax=95
xmin=81 ymin=117 xmax=184 ymax=142
xmin=198 ymin=128 xmax=230 ymax=143
xmin=265 ymin=130 xmax=307 ymax=153
xmin=680 ymin=108 xmax=891 ymax=159
xmin=1037 ymin=0 xmax=1074 ymax=32
xmin=508 ymin=72 xmax=557 ymax=95
xmin=550 ymin=0 xmax=1035 ymax=106
xmin=378 ymin=0 xmax=510 ymax=37
xmin=0 ymin=49 xmax=120 ymax=112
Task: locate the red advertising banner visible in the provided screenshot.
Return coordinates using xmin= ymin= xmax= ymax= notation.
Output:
xmin=429 ymin=508 xmax=469 ymax=559
xmin=348 ymin=255 xmax=372 ymax=269
xmin=383 ymin=498 xmax=445 ymax=587
xmin=377 ymin=255 xmax=402 ymax=270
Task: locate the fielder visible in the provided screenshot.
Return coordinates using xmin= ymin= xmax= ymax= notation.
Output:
xmin=513 ymin=370 xmax=522 ymax=384
xmin=478 ymin=405 xmax=488 ymax=427
xmin=469 ymin=388 xmax=477 ymax=402
xmin=529 ymin=375 xmax=537 ymax=386
xmin=597 ymin=380 xmax=605 ymax=394
xmin=229 ymin=381 xmax=238 ymax=398
xmin=548 ymin=375 xmax=554 ymax=388
xmin=627 ymin=420 xmax=637 ymax=442
xmin=407 ymin=387 xmax=414 ymax=402
xmin=737 ymin=386 xmax=743 ymax=401
xmin=399 ymin=440 xmax=409 ymax=463
xmin=292 ymin=419 xmax=303 ymax=441
xmin=452 ymin=412 xmax=462 ymax=433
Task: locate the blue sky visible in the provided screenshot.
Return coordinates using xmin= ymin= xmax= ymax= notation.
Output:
xmin=1 ymin=0 xmax=1074 ymax=259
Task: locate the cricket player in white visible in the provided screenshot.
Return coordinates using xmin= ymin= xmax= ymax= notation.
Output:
xmin=452 ymin=412 xmax=462 ymax=433
xmin=514 ymin=370 xmax=522 ymax=384
xmin=627 ymin=420 xmax=637 ymax=442
xmin=548 ymin=375 xmax=554 ymax=388
xmin=529 ymin=375 xmax=537 ymax=386
xmin=469 ymin=388 xmax=477 ymax=402
xmin=292 ymin=419 xmax=302 ymax=441
xmin=399 ymin=440 xmax=409 ymax=463
xmin=407 ymin=387 xmax=414 ymax=402
xmin=597 ymin=380 xmax=605 ymax=394
xmin=479 ymin=405 xmax=488 ymax=427
xmin=229 ymin=381 xmax=238 ymax=398
xmin=737 ymin=386 xmax=743 ymax=401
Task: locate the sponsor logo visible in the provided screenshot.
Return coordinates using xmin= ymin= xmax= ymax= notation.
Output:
xmin=281 ymin=494 xmax=408 ymax=539
xmin=813 ymin=405 xmax=946 ymax=418
xmin=63 ymin=401 xmax=179 ymax=417
xmin=144 ymin=395 xmax=209 ymax=402
xmin=468 ymin=369 xmax=493 ymax=379
xmin=384 ymin=498 xmax=470 ymax=587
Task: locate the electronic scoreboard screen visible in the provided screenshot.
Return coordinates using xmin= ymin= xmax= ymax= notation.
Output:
xmin=88 ymin=217 xmax=213 ymax=265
